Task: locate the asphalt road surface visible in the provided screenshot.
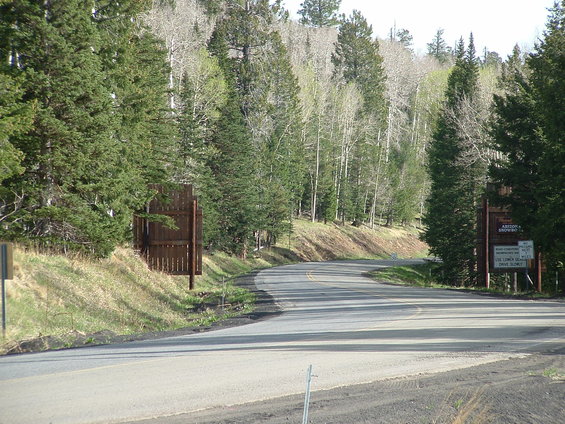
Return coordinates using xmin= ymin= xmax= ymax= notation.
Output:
xmin=1 ymin=260 xmax=564 ymax=424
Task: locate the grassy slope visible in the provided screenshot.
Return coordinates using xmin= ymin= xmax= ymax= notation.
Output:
xmin=2 ymin=219 xmax=427 ymax=353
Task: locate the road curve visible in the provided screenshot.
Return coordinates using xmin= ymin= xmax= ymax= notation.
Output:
xmin=1 ymin=259 xmax=564 ymax=424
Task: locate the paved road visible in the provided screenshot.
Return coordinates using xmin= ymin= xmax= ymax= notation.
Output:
xmin=1 ymin=260 xmax=564 ymax=424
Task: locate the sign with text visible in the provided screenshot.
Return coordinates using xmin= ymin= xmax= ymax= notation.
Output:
xmin=518 ymin=240 xmax=534 ymax=260
xmin=493 ymin=245 xmax=527 ymax=269
xmin=495 ymin=216 xmax=522 ymax=234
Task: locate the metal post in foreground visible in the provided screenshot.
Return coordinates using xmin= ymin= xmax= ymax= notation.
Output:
xmin=1 ymin=244 xmax=7 ymax=338
xmin=302 ymin=365 xmax=313 ymax=424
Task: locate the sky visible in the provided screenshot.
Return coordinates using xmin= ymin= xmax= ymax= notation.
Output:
xmin=282 ymin=0 xmax=556 ymax=57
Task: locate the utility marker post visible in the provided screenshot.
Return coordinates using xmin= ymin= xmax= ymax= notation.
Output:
xmin=302 ymin=365 xmax=313 ymax=424
xmin=1 ymin=243 xmax=14 ymax=339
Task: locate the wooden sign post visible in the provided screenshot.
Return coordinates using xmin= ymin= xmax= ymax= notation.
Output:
xmin=477 ymin=193 xmax=542 ymax=292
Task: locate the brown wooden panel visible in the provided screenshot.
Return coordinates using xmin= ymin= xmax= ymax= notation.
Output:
xmin=196 ymin=207 xmax=203 ymax=275
xmin=133 ymin=184 xmax=202 ymax=278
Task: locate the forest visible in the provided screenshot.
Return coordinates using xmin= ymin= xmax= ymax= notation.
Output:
xmin=0 ymin=0 xmax=563 ymax=286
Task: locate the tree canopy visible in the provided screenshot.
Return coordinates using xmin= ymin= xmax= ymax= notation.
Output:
xmin=0 ymin=0 xmax=561 ymax=286
xmin=490 ymin=1 xmax=565 ymax=270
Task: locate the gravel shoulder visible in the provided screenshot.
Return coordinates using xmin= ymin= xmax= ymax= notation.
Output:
xmin=133 ymin=348 xmax=565 ymax=424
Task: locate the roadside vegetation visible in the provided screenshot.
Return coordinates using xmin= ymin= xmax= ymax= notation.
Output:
xmin=371 ymin=262 xmax=565 ymax=298
xmin=1 ymin=219 xmax=427 ymax=354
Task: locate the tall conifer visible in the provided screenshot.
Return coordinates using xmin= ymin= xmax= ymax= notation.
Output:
xmin=490 ymin=2 xmax=565 ymax=268
xmin=207 ymin=27 xmax=257 ymax=256
xmin=298 ymin=0 xmax=341 ymax=27
xmin=423 ymin=35 xmax=483 ymax=286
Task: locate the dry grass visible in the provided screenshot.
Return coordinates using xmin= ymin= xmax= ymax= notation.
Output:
xmin=1 ymin=219 xmax=427 ymax=353
xmin=291 ymin=220 xmax=428 ymax=261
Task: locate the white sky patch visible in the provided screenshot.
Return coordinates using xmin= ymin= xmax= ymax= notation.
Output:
xmin=282 ymin=0 xmax=555 ymax=57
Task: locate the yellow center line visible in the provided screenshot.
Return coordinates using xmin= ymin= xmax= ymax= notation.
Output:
xmin=305 ymin=267 xmax=424 ymax=327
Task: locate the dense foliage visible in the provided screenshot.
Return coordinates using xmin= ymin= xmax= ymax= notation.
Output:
xmin=422 ymin=36 xmax=484 ymax=286
xmin=0 ymin=0 xmax=174 ymax=257
xmin=489 ymin=1 xmax=565 ymax=273
xmin=1 ymin=0 xmax=562 ymax=281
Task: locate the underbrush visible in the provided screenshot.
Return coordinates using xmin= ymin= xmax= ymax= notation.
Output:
xmin=371 ymin=262 xmax=564 ymax=299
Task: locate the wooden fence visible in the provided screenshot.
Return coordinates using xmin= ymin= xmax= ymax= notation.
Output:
xmin=134 ymin=184 xmax=202 ymax=289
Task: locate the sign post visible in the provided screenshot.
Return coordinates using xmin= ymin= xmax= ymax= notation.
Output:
xmin=1 ymin=243 xmax=14 ymax=338
xmin=517 ymin=241 xmax=536 ymax=291
xmin=478 ymin=193 xmax=544 ymax=292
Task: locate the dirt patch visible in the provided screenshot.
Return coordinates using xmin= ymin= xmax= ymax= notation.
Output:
xmin=152 ymin=350 xmax=565 ymax=424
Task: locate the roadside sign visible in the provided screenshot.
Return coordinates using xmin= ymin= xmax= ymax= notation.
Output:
xmin=493 ymin=245 xmax=527 ymax=269
xmin=518 ymin=240 xmax=534 ymax=260
xmin=0 ymin=243 xmax=13 ymax=280
xmin=1 ymin=242 xmax=13 ymax=336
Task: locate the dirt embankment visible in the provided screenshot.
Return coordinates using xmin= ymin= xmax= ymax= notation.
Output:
xmin=291 ymin=220 xmax=428 ymax=261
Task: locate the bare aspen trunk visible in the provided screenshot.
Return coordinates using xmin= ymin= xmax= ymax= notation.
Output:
xmin=370 ymin=129 xmax=383 ymax=229
xmin=169 ymin=37 xmax=176 ymax=110
xmin=311 ymin=119 xmax=321 ymax=222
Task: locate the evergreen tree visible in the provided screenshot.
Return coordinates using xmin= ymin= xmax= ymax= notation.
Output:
xmin=0 ymin=1 xmax=118 ymax=254
xmin=177 ymin=51 xmax=228 ymax=248
xmin=427 ymin=29 xmax=452 ymax=64
xmin=389 ymin=27 xmax=413 ymax=50
xmin=251 ymin=32 xmax=305 ymax=239
xmin=219 ymin=1 xmax=306 ymax=245
xmin=396 ymin=28 xmax=414 ymax=50
xmin=331 ymin=10 xmax=386 ymax=225
xmin=0 ymin=0 xmax=174 ymax=256
xmin=422 ymin=35 xmax=483 ymax=286
xmin=207 ymin=26 xmax=258 ymax=256
xmin=332 ymin=10 xmax=386 ymax=114
xmin=320 ymin=182 xmax=337 ymax=224
xmin=527 ymin=1 xmax=565 ymax=266
xmin=490 ymin=2 xmax=565 ymax=268
xmin=298 ymin=0 xmax=341 ymax=27
xmin=0 ymin=72 xmax=32 ymax=185
xmin=95 ymin=0 xmax=177 ymax=187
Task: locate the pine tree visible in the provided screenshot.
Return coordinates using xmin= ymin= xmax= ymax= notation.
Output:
xmin=298 ymin=0 xmax=341 ymax=27
xmin=0 ymin=3 xmax=33 ymax=187
xmin=331 ymin=10 xmax=386 ymax=225
xmin=0 ymin=1 xmax=119 ymax=254
xmin=0 ymin=0 xmax=174 ymax=256
xmin=207 ymin=26 xmax=258 ymax=257
xmin=427 ymin=29 xmax=452 ymax=64
xmin=0 ymin=72 xmax=32 ymax=185
xmin=332 ymin=10 xmax=386 ymax=115
xmin=177 ymin=50 xmax=228 ymax=248
xmin=490 ymin=2 xmax=565 ymax=268
xmin=251 ymin=32 xmax=305 ymax=240
xmin=423 ymin=35 xmax=483 ymax=286
xmin=219 ymin=1 xmax=306 ymax=244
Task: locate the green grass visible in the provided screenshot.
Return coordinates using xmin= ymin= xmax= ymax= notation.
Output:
xmin=370 ymin=263 xmax=438 ymax=287
xmin=370 ymin=262 xmax=564 ymax=300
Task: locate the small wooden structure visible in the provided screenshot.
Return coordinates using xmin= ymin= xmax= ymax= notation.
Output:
xmin=134 ymin=184 xmax=202 ymax=289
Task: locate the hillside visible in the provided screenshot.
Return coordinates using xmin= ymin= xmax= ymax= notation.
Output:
xmin=1 ymin=220 xmax=427 ymax=354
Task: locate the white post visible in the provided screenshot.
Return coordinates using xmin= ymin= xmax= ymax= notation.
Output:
xmin=302 ymin=365 xmax=313 ymax=424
